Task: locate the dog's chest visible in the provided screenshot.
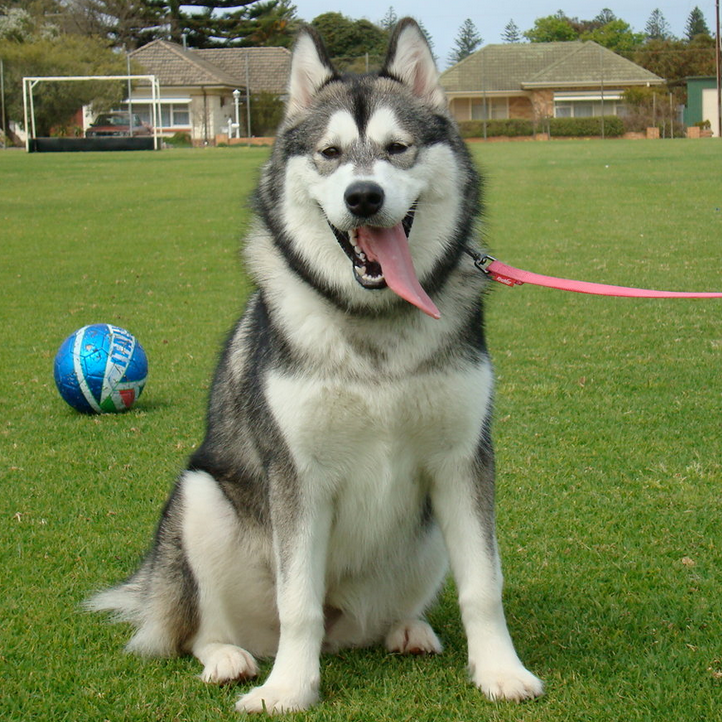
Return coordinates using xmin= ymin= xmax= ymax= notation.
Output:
xmin=264 ymin=361 xmax=492 ymax=557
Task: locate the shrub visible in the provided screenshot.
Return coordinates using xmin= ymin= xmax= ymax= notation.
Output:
xmin=166 ymin=131 xmax=192 ymax=147
xmin=459 ymin=116 xmax=624 ymax=138
xmin=249 ymin=92 xmax=284 ymax=136
xmin=548 ymin=116 xmax=624 ymax=137
xmin=458 ymin=119 xmax=534 ymax=138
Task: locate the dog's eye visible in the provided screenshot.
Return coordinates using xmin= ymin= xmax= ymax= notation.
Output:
xmin=386 ymin=142 xmax=409 ymax=155
xmin=320 ymin=146 xmax=341 ymax=159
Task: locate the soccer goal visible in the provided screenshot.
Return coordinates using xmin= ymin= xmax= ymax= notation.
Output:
xmin=22 ymin=74 xmax=162 ymax=152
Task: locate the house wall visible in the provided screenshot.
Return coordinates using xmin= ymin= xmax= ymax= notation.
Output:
xmin=449 ymin=95 xmax=534 ymax=122
xmin=702 ymin=88 xmax=720 ymax=137
xmin=509 ymin=96 xmax=534 ymax=120
xmin=530 ymin=90 xmax=554 ymax=119
xmin=684 ymin=77 xmax=718 ymax=135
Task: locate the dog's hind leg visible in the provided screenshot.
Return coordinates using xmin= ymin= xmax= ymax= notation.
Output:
xmin=195 ymin=642 xmax=258 ymax=684
xmin=385 ymin=619 xmax=443 ymax=655
xmin=181 ymin=470 xmax=273 ymax=685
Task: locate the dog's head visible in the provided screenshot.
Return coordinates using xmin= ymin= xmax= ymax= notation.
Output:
xmin=257 ymin=19 xmax=479 ymax=320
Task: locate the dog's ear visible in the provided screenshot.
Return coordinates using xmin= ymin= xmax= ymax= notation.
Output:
xmin=381 ymin=18 xmax=446 ymax=110
xmin=286 ymin=26 xmax=337 ymax=118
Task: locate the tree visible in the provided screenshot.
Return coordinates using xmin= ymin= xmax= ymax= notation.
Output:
xmin=378 ymin=6 xmax=397 ymax=32
xmin=524 ymin=13 xmax=578 ymax=43
xmin=60 ymin=0 xmax=164 ymax=50
xmin=57 ymin=1 xmax=300 ymax=49
xmin=594 ymin=8 xmax=617 ymax=26
xmin=501 ymin=19 xmax=521 ymax=43
xmin=581 ymin=19 xmax=644 ymax=54
xmin=633 ymin=35 xmax=716 ymax=85
xmin=310 ymin=12 xmax=387 ymax=60
xmin=213 ymin=0 xmax=298 ymax=48
xmin=448 ymin=18 xmax=482 ymax=66
xmin=0 ymin=2 xmax=61 ymax=41
xmin=645 ymin=9 xmax=672 ymax=41
xmin=685 ymin=7 xmax=710 ymax=40
xmin=0 ymin=33 xmax=128 ymax=136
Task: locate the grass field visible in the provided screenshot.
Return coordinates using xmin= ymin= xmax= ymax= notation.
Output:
xmin=2 ymin=139 xmax=721 ymax=721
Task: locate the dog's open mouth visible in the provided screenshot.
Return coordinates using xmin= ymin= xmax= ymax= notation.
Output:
xmin=330 ymin=208 xmax=440 ymax=319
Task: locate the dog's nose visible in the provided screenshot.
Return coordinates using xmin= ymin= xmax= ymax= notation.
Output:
xmin=344 ymin=181 xmax=385 ymax=218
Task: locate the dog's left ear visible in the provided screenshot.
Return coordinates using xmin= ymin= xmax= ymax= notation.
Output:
xmin=286 ymin=26 xmax=337 ymax=118
xmin=381 ymin=18 xmax=446 ymax=110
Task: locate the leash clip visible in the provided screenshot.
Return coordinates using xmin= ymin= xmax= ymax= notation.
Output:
xmin=465 ymin=248 xmax=497 ymax=275
xmin=475 ymin=254 xmax=497 ymax=274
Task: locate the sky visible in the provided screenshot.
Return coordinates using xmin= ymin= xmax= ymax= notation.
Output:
xmin=291 ymin=1 xmax=718 ymax=69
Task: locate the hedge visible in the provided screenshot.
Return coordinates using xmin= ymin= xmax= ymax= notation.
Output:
xmin=458 ymin=116 xmax=625 ymax=139
xmin=458 ymin=119 xmax=533 ymax=138
xmin=549 ymin=116 xmax=624 ymax=137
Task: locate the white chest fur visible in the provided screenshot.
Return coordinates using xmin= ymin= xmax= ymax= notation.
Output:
xmin=264 ymin=361 xmax=493 ymax=572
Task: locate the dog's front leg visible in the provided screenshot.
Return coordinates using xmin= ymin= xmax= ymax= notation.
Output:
xmin=431 ymin=448 xmax=544 ymax=703
xmin=236 ymin=474 xmax=331 ymax=714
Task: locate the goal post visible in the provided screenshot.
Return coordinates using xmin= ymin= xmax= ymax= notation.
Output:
xmin=22 ymin=74 xmax=162 ymax=152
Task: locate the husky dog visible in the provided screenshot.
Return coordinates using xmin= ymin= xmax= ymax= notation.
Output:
xmin=89 ymin=19 xmax=543 ymax=713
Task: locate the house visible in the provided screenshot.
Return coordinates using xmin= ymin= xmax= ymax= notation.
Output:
xmin=126 ymin=40 xmax=291 ymax=144
xmin=684 ymin=77 xmax=720 ymax=137
xmin=440 ymin=42 xmax=664 ymax=125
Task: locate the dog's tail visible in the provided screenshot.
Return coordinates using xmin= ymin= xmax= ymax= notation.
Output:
xmin=85 ymin=554 xmax=198 ymax=658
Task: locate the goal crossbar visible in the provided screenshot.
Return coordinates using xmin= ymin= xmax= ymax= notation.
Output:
xmin=22 ymin=74 xmax=162 ymax=151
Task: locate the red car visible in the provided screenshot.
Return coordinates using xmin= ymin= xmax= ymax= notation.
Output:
xmin=86 ymin=112 xmax=153 ymax=138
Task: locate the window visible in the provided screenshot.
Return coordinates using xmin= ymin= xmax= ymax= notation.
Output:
xmin=553 ymin=94 xmax=625 ymax=119
xmin=127 ymin=103 xmax=190 ymax=129
xmin=471 ymin=97 xmax=509 ymax=120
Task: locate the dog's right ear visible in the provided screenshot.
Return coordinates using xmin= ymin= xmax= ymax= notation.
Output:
xmin=286 ymin=27 xmax=337 ymax=118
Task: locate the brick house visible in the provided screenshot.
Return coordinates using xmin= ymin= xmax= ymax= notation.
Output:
xmin=440 ymin=42 xmax=664 ymax=125
xmin=127 ymin=40 xmax=290 ymax=144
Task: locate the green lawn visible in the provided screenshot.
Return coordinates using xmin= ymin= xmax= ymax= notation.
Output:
xmin=2 ymin=140 xmax=721 ymax=721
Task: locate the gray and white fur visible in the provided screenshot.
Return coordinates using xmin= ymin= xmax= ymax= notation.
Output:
xmin=88 ymin=19 xmax=544 ymax=713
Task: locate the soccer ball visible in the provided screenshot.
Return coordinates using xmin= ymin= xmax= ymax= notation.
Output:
xmin=54 ymin=324 xmax=148 ymax=413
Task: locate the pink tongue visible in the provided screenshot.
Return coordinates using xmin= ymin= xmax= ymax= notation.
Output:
xmin=356 ymin=224 xmax=440 ymax=320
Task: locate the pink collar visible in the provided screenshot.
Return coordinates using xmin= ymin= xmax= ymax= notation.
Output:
xmin=466 ymin=251 xmax=722 ymax=299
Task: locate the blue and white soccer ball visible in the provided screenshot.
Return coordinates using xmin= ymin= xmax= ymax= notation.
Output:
xmin=54 ymin=324 xmax=148 ymax=413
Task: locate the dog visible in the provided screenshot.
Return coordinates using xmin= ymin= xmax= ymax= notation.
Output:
xmin=88 ymin=18 xmax=544 ymax=713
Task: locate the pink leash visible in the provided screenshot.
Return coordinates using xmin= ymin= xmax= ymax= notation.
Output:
xmin=466 ymin=251 xmax=722 ymax=299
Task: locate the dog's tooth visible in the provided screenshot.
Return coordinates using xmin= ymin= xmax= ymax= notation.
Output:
xmin=358 ymin=265 xmax=367 ymax=276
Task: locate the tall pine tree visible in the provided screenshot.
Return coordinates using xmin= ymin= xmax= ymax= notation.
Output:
xmin=501 ymin=19 xmax=521 ymax=43
xmin=645 ymin=8 xmax=672 ymax=41
xmin=448 ymin=18 xmax=482 ymax=66
xmin=685 ymin=6 xmax=710 ymax=40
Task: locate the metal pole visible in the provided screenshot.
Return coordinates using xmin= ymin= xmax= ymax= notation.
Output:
xmin=152 ymin=76 xmax=160 ymax=149
xmin=480 ymin=52 xmax=487 ymax=139
xmin=599 ymin=45 xmax=604 ymax=140
xmin=245 ymin=53 xmax=251 ymax=148
xmin=29 ymin=80 xmax=37 ymax=143
xmin=22 ymin=78 xmax=29 ymax=152
xmin=1 ymin=58 xmax=6 ymax=148
xmin=126 ymin=49 xmax=133 ymax=137
xmin=715 ymin=0 xmax=722 ymax=138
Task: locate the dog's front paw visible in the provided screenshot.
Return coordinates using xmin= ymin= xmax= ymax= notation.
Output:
xmin=199 ymin=644 xmax=259 ymax=684
xmin=472 ymin=663 xmax=544 ymax=702
xmin=385 ymin=619 xmax=443 ymax=655
xmin=235 ymin=681 xmax=319 ymax=714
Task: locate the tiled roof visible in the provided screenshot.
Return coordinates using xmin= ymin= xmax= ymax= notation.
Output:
xmin=130 ymin=40 xmax=291 ymax=94
xmin=130 ymin=40 xmax=242 ymax=87
xmin=525 ymin=42 xmax=663 ymax=86
xmin=197 ymin=47 xmax=291 ymax=95
xmin=440 ymin=42 xmax=664 ymax=93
